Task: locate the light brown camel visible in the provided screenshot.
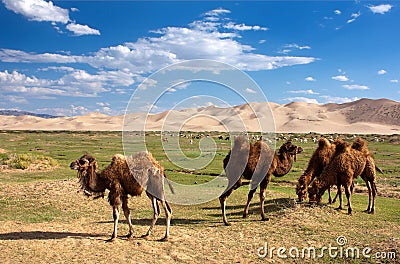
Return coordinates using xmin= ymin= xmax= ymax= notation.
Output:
xmin=308 ymin=138 xmax=378 ymax=214
xmin=70 ymin=152 xmax=174 ymax=241
xmin=296 ymin=137 xmax=337 ymax=203
xmin=219 ymin=137 xmax=303 ymax=226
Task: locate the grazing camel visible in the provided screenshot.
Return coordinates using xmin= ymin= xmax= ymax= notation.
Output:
xmin=308 ymin=138 xmax=378 ymax=215
xmin=296 ymin=137 xmax=337 ymax=203
xmin=70 ymin=152 xmax=174 ymax=241
xmin=219 ymin=137 xmax=303 ymax=226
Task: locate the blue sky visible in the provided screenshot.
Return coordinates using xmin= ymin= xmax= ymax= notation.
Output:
xmin=0 ymin=0 xmax=399 ymax=116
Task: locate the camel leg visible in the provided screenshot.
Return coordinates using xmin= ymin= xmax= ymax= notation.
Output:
xmin=335 ymin=184 xmax=343 ymax=210
xmin=142 ymin=196 xmax=160 ymax=238
xmin=344 ymin=185 xmax=352 ymax=215
xmin=259 ymin=177 xmax=269 ymax=221
xmin=122 ymin=195 xmax=133 ymax=239
xmin=109 ymin=206 xmax=120 ymax=242
xmin=219 ymin=181 xmax=241 ymax=226
xmin=364 ymin=180 xmax=372 ymax=213
xmin=369 ymin=181 xmax=377 ymax=214
xmin=243 ymin=188 xmax=257 ymax=218
xmin=160 ymin=200 xmax=172 ymax=241
xmin=328 ymin=187 xmax=333 ymax=204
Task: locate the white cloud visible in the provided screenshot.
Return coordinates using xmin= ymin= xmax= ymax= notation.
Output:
xmin=284 ymin=97 xmax=319 ymax=104
xmin=288 ymin=89 xmax=319 ymax=95
xmin=334 ymin=10 xmax=342 ymax=15
xmin=66 ymin=23 xmax=100 ymax=36
xmin=245 ymin=88 xmax=257 ymax=94
xmin=332 ymin=75 xmax=349 ymax=82
xmin=390 ymin=79 xmax=399 ymax=83
xmin=0 ymin=9 xmax=316 ymax=72
xmin=0 ymin=48 xmax=81 ymax=63
xmin=342 ymin=84 xmax=369 ymax=90
xmin=224 ymin=22 xmax=268 ymax=31
xmin=2 ymin=0 xmax=100 ymax=36
xmin=71 ymin=7 xmax=79 ymax=12
xmin=368 ymin=4 xmax=392 ymax=14
xmin=259 ymin=39 xmax=266 ymax=44
xmin=203 ymin=8 xmax=231 ymax=19
xmin=2 ymin=0 xmax=69 ymax=23
xmin=279 ymin=43 xmax=311 ymax=54
xmin=305 ymin=76 xmax=316 ymax=82
xmin=0 ymin=69 xmax=133 ymax=99
xmin=377 ymin=69 xmax=387 ymax=75
xmin=347 ymin=12 xmax=361 ymax=24
xmin=320 ymin=96 xmax=359 ymax=104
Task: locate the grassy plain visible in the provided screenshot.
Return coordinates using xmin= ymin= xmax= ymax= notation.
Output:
xmin=0 ymin=131 xmax=399 ymax=263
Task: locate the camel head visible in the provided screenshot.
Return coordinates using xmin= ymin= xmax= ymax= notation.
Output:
xmin=70 ymin=153 xmax=107 ymax=198
xmin=278 ymin=141 xmax=303 ymax=161
xmin=296 ymin=177 xmax=308 ymax=202
xmin=308 ymin=179 xmax=323 ymax=204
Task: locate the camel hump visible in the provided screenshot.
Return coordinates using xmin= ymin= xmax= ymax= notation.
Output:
xmin=335 ymin=140 xmax=350 ymax=154
xmin=352 ymin=137 xmax=369 ymax=154
xmin=318 ymin=137 xmax=330 ymax=148
xmin=232 ymin=136 xmax=250 ymax=152
xmin=112 ymin=154 xmax=126 ymax=162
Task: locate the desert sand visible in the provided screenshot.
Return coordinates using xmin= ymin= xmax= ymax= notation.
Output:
xmin=1 ymin=98 xmax=400 ymax=134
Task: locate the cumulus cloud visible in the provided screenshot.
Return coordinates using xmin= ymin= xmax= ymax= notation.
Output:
xmin=390 ymin=79 xmax=399 ymax=83
xmin=304 ymin=76 xmax=316 ymax=82
xmin=342 ymin=84 xmax=369 ymax=90
xmin=368 ymin=4 xmax=392 ymax=14
xmin=1 ymin=11 xmax=314 ymax=73
xmin=2 ymin=0 xmax=69 ymax=23
xmin=332 ymin=75 xmax=349 ymax=82
xmin=377 ymin=69 xmax=387 ymax=75
xmin=66 ymin=23 xmax=100 ymax=36
xmin=1 ymin=0 xmax=100 ymax=35
xmin=320 ymin=95 xmax=359 ymax=104
xmin=334 ymin=10 xmax=342 ymax=15
xmin=0 ymin=69 xmax=133 ymax=98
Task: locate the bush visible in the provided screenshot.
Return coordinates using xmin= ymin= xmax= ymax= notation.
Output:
xmin=0 ymin=153 xmax=58 ymax=171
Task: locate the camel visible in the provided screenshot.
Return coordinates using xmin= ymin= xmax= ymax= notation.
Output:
xmin=296 ymin=137 xmax=337 ymax=203
xmin=70 ymin=152 xmax=174 ymax=241
xmin=308 ymin=138 xmax=378 ymax=215
xmin=219 ymin=137 xmax=303 ymax=226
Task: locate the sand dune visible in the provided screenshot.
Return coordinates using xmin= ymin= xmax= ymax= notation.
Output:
xmin=1 ymin=98 xmax=400 ymax=134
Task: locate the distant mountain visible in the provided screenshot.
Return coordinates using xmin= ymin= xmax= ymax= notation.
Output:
xmin=0 ymin=98 xmax=399 ymax=134
xmin=0 ymin=110 xmax=59 ymax=119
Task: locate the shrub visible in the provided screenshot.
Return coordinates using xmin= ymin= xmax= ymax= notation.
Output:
xmin=0 ymin=153 xmax=58 ymax=171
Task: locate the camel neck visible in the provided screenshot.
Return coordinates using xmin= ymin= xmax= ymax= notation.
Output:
xmin=273 ymin=152 xmax=293 ymax=177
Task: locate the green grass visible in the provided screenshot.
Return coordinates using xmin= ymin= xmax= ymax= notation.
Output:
xmin=0 ymin=131 xmax=399 ymax=224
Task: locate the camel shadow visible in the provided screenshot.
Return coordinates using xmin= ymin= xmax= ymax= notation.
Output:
xmin=205 ymin=198 xmax=295 ymax=218
xmin=96 ymin=217 xmax=209 ymax=226
xmin=0 ymin=231 xmax=104 ymax=241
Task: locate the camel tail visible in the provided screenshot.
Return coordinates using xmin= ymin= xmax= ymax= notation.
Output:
xmin=375 ymin=165 xmax=384 ymax=174
xmin=164 ymin=173 xmax=175 ymax=194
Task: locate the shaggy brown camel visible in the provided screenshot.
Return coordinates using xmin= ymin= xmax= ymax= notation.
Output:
xmin=70 ymin=152 xmax=174 ymax=241
xmin=308 ymin=138 xmax=378 ymax=215
xmin=219 ymin=137 xmax=303 ymax=226
xmin=296 ymin=137 xmax=337 ymax=203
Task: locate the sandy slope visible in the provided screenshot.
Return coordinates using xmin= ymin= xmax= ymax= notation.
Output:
xmin=1 ymin=98 xmax=400 ymax=134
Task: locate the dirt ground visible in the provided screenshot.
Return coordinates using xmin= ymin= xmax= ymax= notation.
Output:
xmin=0 ymin=179 xmax=399 ymax=264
